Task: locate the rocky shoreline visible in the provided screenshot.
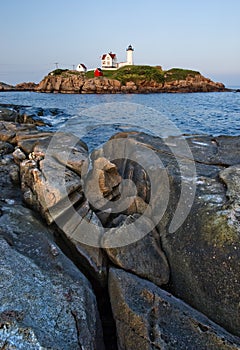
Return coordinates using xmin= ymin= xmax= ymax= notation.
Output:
xmin=0 ymin=72 xmax=230 ymax=94
xmin=35 ymin=72 xmax=227 ymax=94
xmin=1 ymin=105 xmax=240 ymax=349
xmin=0 ymin=81 xmax=38 ymax=92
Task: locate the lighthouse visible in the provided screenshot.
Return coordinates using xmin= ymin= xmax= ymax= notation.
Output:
xmin=101 ymin=45 xmax=135 ymax=69
xmin=126 ymin=44 xmax=134 ymax=65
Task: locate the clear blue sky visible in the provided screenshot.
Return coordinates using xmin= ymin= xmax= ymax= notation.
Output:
xmin=1 ymin=0 xmax=240 ymax=86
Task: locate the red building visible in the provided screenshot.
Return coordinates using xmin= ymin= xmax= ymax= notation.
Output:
xmin=94 ymin=68 xmax=103 ymax=77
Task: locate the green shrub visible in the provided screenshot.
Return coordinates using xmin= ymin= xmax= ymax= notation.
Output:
xmin=113 ymin=65 xmax=165 ymax=84
xmin=49 ymin=69 xmax=69 ymax=76
xmin=164 ymin=68 xmax=200 ymax=82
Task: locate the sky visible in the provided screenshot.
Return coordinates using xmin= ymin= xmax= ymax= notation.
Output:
xmin=1 ymin=0 xmax=240 ymax=87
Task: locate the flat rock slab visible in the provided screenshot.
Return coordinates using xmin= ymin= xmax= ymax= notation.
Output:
xmin=109 ymin=268 xmax=240 ymax=350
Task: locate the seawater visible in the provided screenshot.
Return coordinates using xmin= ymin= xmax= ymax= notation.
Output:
xmin=0 ymin=91 xmax=240 ymax=149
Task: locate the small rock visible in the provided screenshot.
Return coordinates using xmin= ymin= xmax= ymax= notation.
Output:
xmin=13 ymin=147 xmax=26 ymax=164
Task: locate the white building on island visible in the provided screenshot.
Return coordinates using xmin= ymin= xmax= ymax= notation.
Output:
xmin=101 ymin=53 xmax=118 ymax=69
xmin=101 ymin=45 xmax=134 ymax=70
xmin=76 ymin=63 xmax=87 ymax=72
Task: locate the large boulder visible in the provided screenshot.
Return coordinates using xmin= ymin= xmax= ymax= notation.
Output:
xmin=109 ymin=268 xmax=240 ymax=350
xmin=102 ymin=132 xmax=240 ymax=337
xmin=0 ymin=204 xmax=104 ymax=349
xmin=103 ymin=215 xmax=170 ymax=287
xmin=18 ymin=132 xmax=88 ymax=223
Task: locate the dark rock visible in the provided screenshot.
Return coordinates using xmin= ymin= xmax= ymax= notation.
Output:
xmin=0 ymin=156 xmax=22 ymax=205
xmin=109 ymin=268 xmax=240 ymax=350
xmin=0 ymin=105 xmax=45 ymax=127
xmin=0 ymin=141 xmax=14 ymax=155
xmin=220 ymin=164 xmax=240 ymax=201
xmin=106 ymin=132 xmax=240 ymax=337
xmin=0 ymin=204 xmax=104 ymax=349
xmin=9 ymin=163 xmax=20 ymax=184
xmin=0 ymin=107 xmax=18 ymax=122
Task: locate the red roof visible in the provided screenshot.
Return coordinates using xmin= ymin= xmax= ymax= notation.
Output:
xmin=101 ymin=53 xmax=116 ymax=60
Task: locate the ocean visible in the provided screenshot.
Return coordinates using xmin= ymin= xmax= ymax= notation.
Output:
xmin=0 ymin=91 xmax=240 ymax=150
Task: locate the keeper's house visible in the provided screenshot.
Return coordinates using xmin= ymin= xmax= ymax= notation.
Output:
xmin=101 ymin=53 xmax=118 ymax=69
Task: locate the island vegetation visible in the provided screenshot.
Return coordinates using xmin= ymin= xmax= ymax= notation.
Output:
xmin=49 ymin=65 xmax=201 ymax=85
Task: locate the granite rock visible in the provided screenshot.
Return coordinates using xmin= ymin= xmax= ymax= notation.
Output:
xmin=109 ymin=268 xmax=240 ymax=350
xmin=109 ymin=132 xmax=240 ymax=337
xmin=104 ymin=215 xmax=170 ymax=287
xmin=0 ymin=204 xmax=104 ymax=350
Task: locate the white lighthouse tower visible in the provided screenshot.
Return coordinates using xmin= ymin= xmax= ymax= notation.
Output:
xmin=126 ymin=44 xmax=134 ymax=65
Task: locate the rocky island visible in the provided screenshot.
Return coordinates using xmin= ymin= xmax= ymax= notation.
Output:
xmin=0 ymin=105 xmax=240 ymax=349
xmin=1 ymin=65 xmax=227 ymax=94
